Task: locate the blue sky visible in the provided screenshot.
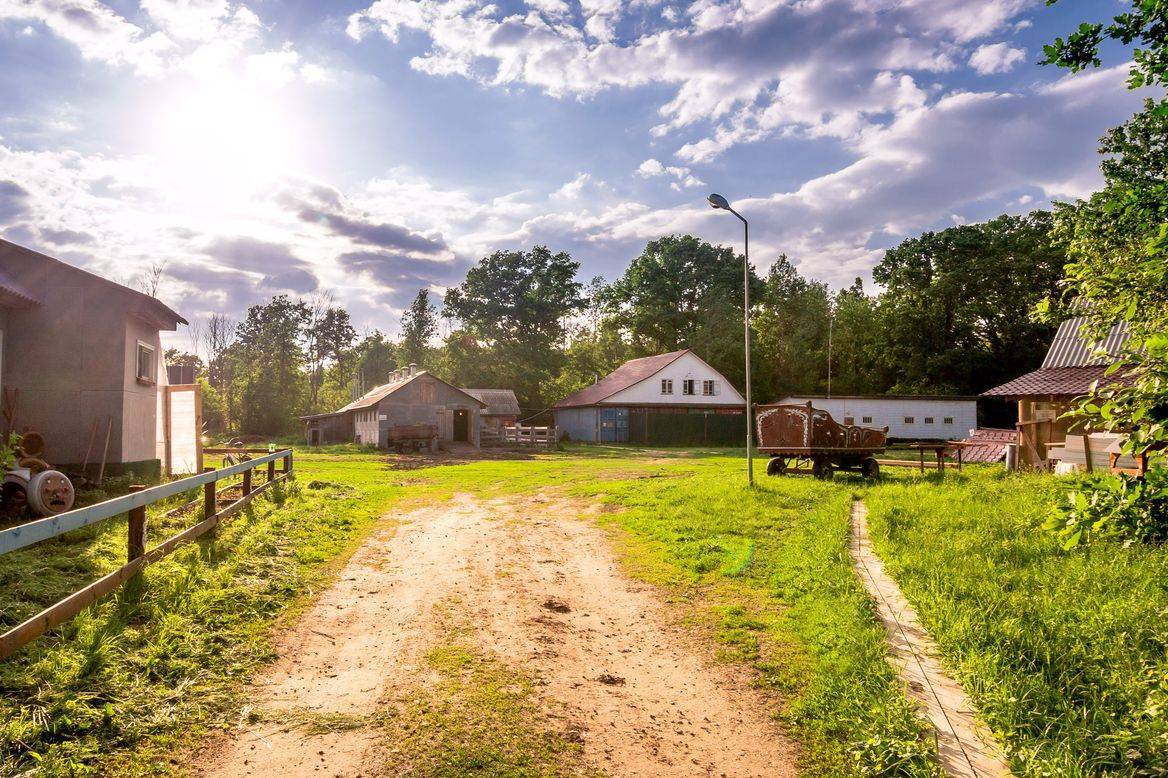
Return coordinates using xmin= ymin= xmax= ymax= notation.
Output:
xmin=0 ymin=0 xmax=1149 ymax=341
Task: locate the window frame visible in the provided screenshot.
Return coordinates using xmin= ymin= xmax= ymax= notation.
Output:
xmin=904 ymin=416 xmax=915 ymax=424
xmin=661 ymin=378 xmax=673 ymax=395
xmin=135 ymin=340 xmax=156 ymax=386
xmin=943 ymin=416 xmax=954 ymax=425
xmin=862 ymin=416 xmax=873 ymax=424
xmin=924 ymin=417 xmax=934 ymax=424
xmin=682 ymin=379 xmax=696 ymax=396
xmin=701 ymin=379 xmax=716 ymax=396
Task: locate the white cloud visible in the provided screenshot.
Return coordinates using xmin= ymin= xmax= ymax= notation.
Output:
xmin=969 ymin=42 xmax=1027 ymax=75
xmin=635 ymin=159 xmax=704 ymax=189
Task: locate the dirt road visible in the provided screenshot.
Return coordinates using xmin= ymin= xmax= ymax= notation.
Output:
xmin=197 ymin=493 xmax=797 ymax=777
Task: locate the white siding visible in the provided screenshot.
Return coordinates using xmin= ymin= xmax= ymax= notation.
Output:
xmin=604 ymin=351 xmax=745 ymax=406
xmin=780 ymin=396 xmax=977 ymax=440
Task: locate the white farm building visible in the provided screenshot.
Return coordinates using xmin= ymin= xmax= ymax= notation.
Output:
xmin=778 ymin=395 xmax=978 ymax=441
xmin=554 ymin=349 xmax=746 ymax=445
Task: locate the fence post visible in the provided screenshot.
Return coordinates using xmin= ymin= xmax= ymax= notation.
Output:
xmin=203 ymin=466 xmax=217 ymax=529
xmin=242 ymin=466 xmax=252 ymax=497
xmin=267 ymin=457 xmax=276 ymax=484
xmin=127 ymin=485 xmax=146 ymax=563
xmin=284 ymin=450 xmax=294 ymax=477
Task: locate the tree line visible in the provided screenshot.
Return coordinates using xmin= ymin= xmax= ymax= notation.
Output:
xmin=166 ymin=212 xmax=1066 ymax=436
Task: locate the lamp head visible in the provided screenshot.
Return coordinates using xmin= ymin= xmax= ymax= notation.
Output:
xmin=707 ymin=193 xmax=730 ymax=210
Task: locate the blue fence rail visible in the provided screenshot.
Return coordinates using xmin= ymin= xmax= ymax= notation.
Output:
xmin=0 ymin=448 xmax=294 ymax=659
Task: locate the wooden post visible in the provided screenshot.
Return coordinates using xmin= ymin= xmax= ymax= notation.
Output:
xmin=203 ymin=467 xmax=216 ymax=522
xmin=242 ymin=466 xmax=252 ymax=497
xmin=267 ymin=457 xmax=276 ymax=484
xmin=127 ymin=485 xmax=146 ymax=563
xmin=919 ymin=446 xmax=924 ymax=474
xmin=1082 ymin=433 xmax=1093 ymax=473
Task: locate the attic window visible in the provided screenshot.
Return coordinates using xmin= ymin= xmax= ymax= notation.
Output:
xmin=702 ymin=380 xmax=717 ymax=396
xmin=136 ymin=341 xmax=156 ymax=385
xmin=682 ymin=379 xmax=696 ymax=395
xmin=661 ymin=379 xmax=673 ymax=395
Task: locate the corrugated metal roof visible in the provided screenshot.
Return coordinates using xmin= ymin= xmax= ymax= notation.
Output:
xmin=553 ymin=349 xmax=691 ymax=408
xmin=981 ymin=365 xmax=1137 ymax=399
xmin=464 ymin=389 xmax=521 ymax=416
xmin=1041 ymin=316 xmax=1130 ymax=368
xmin=0 ymin=268 xmax=39 ymax=308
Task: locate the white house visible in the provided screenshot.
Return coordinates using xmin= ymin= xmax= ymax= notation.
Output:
xmin=779 ymin=395 xmax=978 ymax=441
xmin=554 ymin=349 xmax=746 ymax=444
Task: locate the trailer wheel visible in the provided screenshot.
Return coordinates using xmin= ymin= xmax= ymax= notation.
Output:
xmin=812 ymin=458 xmax=833 ymax=480
xmin=766 ymin=457 xmax=787 ymax=476
xmin=861 ymin=457 xmax=881 ymax=479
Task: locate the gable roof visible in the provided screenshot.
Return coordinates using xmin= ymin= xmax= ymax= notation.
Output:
xmin=464 ymin=389 xmax=521 ymax=416
xmin=333 ymin=370 xmax=487 ymax=414
xmin=0 ymin=235 xmax=185 ymax=327
xmin=554 ymin=348 xmax=750 ymax=409
xmin=1041 ymin=316 xmax=1130 ymax=368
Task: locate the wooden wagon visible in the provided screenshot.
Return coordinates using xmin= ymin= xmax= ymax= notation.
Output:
xmin=755 ymin=401 xmax=887 ymax=479
xmin=385 ymin=423 xmax=438 ymax=453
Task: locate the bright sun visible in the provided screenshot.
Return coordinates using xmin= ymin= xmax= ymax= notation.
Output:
xmin=149 ymin=77 xmax=302 ymax=209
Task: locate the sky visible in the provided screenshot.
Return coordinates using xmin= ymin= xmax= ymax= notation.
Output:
xmin=0 ymin=0 xmax=1148 ymax=343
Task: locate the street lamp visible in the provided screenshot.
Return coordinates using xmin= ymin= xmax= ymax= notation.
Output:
xmin=707 ymin=193 xmax=754 ymax=486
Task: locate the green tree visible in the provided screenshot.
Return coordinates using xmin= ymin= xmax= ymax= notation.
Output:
xmin=350 ymin=331 xmax=396 ymax=396
xmin=400 ymin=288 xmax=438 ymax=367
xmin=230 ymin=295 xmax=312 ymax=434
xmin=873 ymin=212 xmax=1066 ymax=393
xmin=752 ymin=255 xmax=831 ymax=400
xmin=306 ymin=302 xmax=357 ymax=413
xmin=442 ymin=246 xmax=586 ymax=407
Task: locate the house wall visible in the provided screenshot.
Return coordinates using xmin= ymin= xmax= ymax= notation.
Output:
xmin=354 ymin=408 xmax=380 ymax=445
xmin=780 ymin=396 xmax=977 ymax=440
xmin=123 ymin=316 xmax=166 ymax=464
xmin=604 ymin=351 xmax=745 ymax=407
xmin=554 ymin=407 xmax=599 ymax=442
xmin=374 ymin=375 xmax=482 ymax=447
xmin=0 ymin=255 xmax=151 ymax=468
xmin=305 ymin=413 xmax=352 ymax=445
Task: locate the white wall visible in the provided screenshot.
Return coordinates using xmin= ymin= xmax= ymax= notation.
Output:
xmin=780 ymin=396 xmax=977 ymax=440
xmin=605 ymin=351 xmax=745 ymax=406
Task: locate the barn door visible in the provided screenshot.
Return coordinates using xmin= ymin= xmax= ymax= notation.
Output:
xmin=164 ymin=384 xmax=203 ymax=476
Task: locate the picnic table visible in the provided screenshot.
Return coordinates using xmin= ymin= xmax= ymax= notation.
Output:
xmin=900 ymin=441 xmax=963 ymax=473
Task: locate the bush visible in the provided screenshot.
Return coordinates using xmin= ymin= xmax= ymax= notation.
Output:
xmin=1045 ymin=468 xmax=1168 ymax=548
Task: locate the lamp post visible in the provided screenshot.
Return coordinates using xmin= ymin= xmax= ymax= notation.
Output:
xmin=707 ymin=193 xmax=753 ymax=486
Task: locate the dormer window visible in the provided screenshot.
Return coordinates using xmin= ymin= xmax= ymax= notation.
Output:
xmin=661 ymin=379 xmax=673 ymax=394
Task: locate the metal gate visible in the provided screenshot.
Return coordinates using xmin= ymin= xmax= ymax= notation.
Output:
xmin=599 ymin=407 xmax=629 ymax=442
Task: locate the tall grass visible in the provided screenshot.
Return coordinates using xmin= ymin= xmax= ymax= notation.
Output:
xmin=863 ymin=468 xmax=1168 ymax=776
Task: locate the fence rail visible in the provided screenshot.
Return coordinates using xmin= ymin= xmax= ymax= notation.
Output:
xmin=502 ymin=425 xmax=558 ymax=447
xmin=0 ymin=448 xmax=294 ymax=660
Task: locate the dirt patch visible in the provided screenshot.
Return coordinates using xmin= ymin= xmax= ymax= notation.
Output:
xmin=197 ymin=492 xmax=797 ymax=777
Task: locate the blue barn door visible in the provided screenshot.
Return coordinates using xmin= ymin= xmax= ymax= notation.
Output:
xmin=599 ymin=408 xmax=629 ymax=442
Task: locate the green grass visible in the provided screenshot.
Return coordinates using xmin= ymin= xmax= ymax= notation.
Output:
xmin=402 ymin=450 xmax=941 ymax=776
xmin=0 ymin=447 xmax=407 ymax=776
xmin=862 ymin=468 xmax=1168 ymax=776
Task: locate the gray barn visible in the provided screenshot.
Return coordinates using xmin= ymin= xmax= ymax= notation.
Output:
xmin=303 ymin=367 xmax=485 ymax=448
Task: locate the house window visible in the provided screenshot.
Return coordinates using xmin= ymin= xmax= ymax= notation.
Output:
xmin=904 ymin=416 xmax=915 ymax=424
xmin=943 ymin=417 xmax=954 ymax=425
xmin=862 ymin=416 xmax=873 ymax=424
xmin=136 ymin=341 xmax=155 ymax=384
xmin=702 ymin=379 xmax=717 ymax=396
xmin=682 ymin=379 xmax=696 ymax=395
xmin=843 ymin=416 xmax=855 ymax=425
xmin=924 ymin=417 xmax=934 ymax=424
xmin=661 ymin=379 xmax=673 ymax=395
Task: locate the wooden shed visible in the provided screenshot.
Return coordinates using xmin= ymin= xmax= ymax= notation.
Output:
xmin=463 ymin=389 xmax=521 ymax=432
xmin=303 ymin=366 xmax=486 ymax=449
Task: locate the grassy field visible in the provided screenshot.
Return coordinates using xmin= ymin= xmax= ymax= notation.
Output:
xmin=0 ymin=446 xmax=405 ymax=775
xmin=862 ymin=469 xmax=1168 ymax=776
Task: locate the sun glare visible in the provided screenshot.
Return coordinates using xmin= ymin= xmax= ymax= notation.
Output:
xmin=148 ymin=78 xmax=303 ymax=209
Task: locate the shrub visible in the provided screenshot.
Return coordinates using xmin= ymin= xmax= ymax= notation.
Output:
xmin=1045 ymin=468 xmax=1168 ymax=548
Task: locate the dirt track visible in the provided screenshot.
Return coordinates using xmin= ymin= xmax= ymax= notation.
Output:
xmin=198 ymin=493 xmax=797 ymax=777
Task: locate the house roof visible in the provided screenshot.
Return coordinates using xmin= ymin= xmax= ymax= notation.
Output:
xmin=332 ymin=370 xmax=487 ymax=414
xmin=1041 ymin=316 xmax=1130 ymax=368
xmin=0 ymin=238 xmax=187 ymax=328
xmin=981 ymin=365 xmax=1137 ymax=400
xmin=464 ymin=389 xmax=521 ymax=416
xmin=553 ymin=349 xmax=692 ymax=408
xmin=0 ymin=268 xmax=40 ymax=308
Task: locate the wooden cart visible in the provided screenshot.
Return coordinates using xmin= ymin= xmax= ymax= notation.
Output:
xmin=755 ymin=401 xmax=888 ymax=479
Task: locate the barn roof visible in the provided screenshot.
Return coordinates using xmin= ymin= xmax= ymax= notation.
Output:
xmin=1041 ymin=316 xmax=1130 ymax=368
xmin=0 ymin=268 xmax=39 ymax=308
xmin=952 ymin=428 xmax=1016 ymax=463
xmin=981 ymin=365 xmax=1137 ymax=400
xmin=464 ymin=389 xmax=521 ymax=416
xmin=333 ymin=370 xmax=486 ymax=414
xmin=553 ymin=349 xmax=691 ymax=408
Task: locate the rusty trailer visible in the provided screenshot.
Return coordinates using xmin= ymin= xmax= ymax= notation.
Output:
xmin=755 ymin=401 xmax=888 ymax=479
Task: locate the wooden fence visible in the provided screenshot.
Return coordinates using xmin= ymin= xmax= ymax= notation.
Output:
xmin=0 ymin=448 xmax=294 ymax=660
xmin=502 ymin=425 xmax=558 ymax=447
